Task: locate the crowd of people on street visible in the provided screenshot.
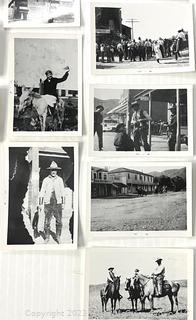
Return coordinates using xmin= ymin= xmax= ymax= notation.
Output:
xmin=96 ymin=29 xmax=188 ymax=64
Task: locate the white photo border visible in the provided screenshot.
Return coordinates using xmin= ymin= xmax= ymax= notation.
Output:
xmin=3 ymin=0 xmax=80 ymax=28
xmin=86 ymin=160 xmax=192 ymax=240
xmin=90 ymin=0 xmax=195 ymax=75
xmin=7 ymin=30 xmax=83 ymax=139
xmin=1 ymin=141 xmax=79 ymax=250
xmin=88 ymin=83 xmax=194 ymax=158
xmin=84 ymin=247 xmax=194 ymax=320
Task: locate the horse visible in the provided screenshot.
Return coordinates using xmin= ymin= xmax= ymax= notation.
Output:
xmin=136 ymin=187 xmax=147 ymax=197
xmin=125 ymin=277 xmax=141 ymax=311
xmin=19 ymin=87 xmax=57 ymax=131
xmin=100 ymin=276 xmax=121 ymax=314
xmin=136 ymin=274 xmax=180 ymax=313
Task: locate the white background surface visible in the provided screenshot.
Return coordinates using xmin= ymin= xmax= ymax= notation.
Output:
xmin=0 ymin=0 xmax=196 ymax=319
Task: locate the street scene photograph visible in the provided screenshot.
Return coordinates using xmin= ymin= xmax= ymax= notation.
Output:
xmin=87 ymin=248 xmax=193 ymax=320
xmin=93 ymin=1 xmax=195 ymax=73
xmin=7 ymin=145 xmax=78 ymax=247
xmin=90 ymin=163 xmax=191 ymax=234
xmin=93 ymin=87 xmax=191 ymax=153
xmin=7 ymin=0 xmax=80 ymax=26
xmin=11 ymin=35 xmax=81 ymax=134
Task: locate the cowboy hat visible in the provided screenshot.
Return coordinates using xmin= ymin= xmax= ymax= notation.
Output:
xmin=47 ymin=161 xmax=62 ymax=170
xmin=155 ymin=258 xmax=162 ymax=262
xmin=96 ymin=105 xmax=104 ymax=111
xmin=108 ymin=267 xmax=114 ymax=271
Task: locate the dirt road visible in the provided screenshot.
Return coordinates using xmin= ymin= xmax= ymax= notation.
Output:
xmin=91 ymin=191 xmax=187 ymax=231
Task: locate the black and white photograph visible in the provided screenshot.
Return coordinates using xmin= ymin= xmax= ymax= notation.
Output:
xmin=88 ymin=162 xmax=192 ymax=237
xmin=5 ymin=0 xmax=80 ymax=27
xmin=91 ymin=1 xmax=195 ymax=74
xmin=9 ymin=33 xmax=82 ymax=136
xmin=4 ymin=143 xmax=78 ymax=249
xmin=91 ymin=85 xmax=193 ymax=156
xmin=86 ymin=248 xmax=193 ymax=320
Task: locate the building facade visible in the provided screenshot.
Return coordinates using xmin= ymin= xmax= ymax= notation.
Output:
xmin=91 ymin=167 xmax=156 ymax=198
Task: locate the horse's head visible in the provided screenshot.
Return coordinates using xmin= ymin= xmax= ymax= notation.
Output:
xmin=125 ymin=277 xmax=131 ymax=291
xmin=114 ymin=276 xmax=121 ymax=291
xmin=19 ymin=88 xmax=34 ymax=112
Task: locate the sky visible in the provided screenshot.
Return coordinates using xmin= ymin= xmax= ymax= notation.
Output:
xmin=89 ymin=249 xmax=188 ymax=285
xmin=15 ymin=38 xmax=78 ymax=89
xmin=95 ymin=89 xmax=123 ymax=101
xmin=121 ymin=2 xmax=190 ymax=40
xmin=100 ymin=166 xmax=184 ymax=174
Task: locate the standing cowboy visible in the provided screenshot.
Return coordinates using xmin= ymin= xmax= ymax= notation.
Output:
xmin=94 ymin=105 xmax=104 ymax=151
xmin=131 ymin=100 xmax=151 ymax=151
xmin=167 ymin=104 xmax=177 ymax=151
xmin=39 ymin=161 xmax=65 ymax=244
xmin=152 ymin=258 xmax=165 ymax=296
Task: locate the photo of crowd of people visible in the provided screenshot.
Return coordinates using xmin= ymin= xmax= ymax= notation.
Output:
xmin=93 ymin=2 xmax=194 ymax=72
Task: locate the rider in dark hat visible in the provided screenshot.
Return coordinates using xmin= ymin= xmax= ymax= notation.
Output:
xmin=105 ymin=267 xmax=123 ymax=299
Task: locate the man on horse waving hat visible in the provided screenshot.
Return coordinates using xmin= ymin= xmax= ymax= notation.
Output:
xmin=152 ymin=258 xmax=165 ymax=296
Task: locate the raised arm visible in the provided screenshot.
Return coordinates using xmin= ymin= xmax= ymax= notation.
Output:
xmin=55 ymin=67 xmax=70 ymax=84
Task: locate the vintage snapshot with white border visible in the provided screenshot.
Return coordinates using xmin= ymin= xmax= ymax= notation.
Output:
xmin=8 ymin=31 xmax=82 ymax=138
xmin=4 ymin=0 xmax=80 ymax=28
xmin=91 ymin=0 xmax=195 ymax=75
xmin=85 ymin=247 xmax=193 ymax=320
xmin=86 ymin=161 xmax=192 ymax=239
xmin=89 ymin=84 xmax=193 ymax=157
xmin=2 ymin=142 xmax=78 ymax=250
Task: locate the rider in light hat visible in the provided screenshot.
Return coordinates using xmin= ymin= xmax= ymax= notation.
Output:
xmin=152 ymin=258 xmax=165 ymax=296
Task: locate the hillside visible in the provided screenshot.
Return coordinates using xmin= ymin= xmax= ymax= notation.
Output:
xmin=94 ymin=97 xmax=119 ymax=116
xmin=150 ymin=167 xmax=186 ymax=180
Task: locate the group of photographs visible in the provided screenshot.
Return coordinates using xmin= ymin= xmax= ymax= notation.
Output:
xmin=0 ymin=0 xmax=196 ymax=319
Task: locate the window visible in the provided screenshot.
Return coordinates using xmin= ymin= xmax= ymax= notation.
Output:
xmin=93 ymin=172 xmax=97 ymax=180
xmin=98 ymin=172 xmax=102 ymax=179
xmin=128 ymin=173 xmax=130 ymax=179
xmin=135 ymin=175 xmax=137 ymax=180
xmin=103 ymin=174 xmax=107 ymax=180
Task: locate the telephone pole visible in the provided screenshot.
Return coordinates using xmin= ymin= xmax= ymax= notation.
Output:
xmin=124 ymin=18 xmax=140 ymax=39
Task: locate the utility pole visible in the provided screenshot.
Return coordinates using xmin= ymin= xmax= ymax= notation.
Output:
xmin=175 ymin=89 xmax=181 ymax=151
xmin=124 ymin=18 xmax=140 ymax=39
